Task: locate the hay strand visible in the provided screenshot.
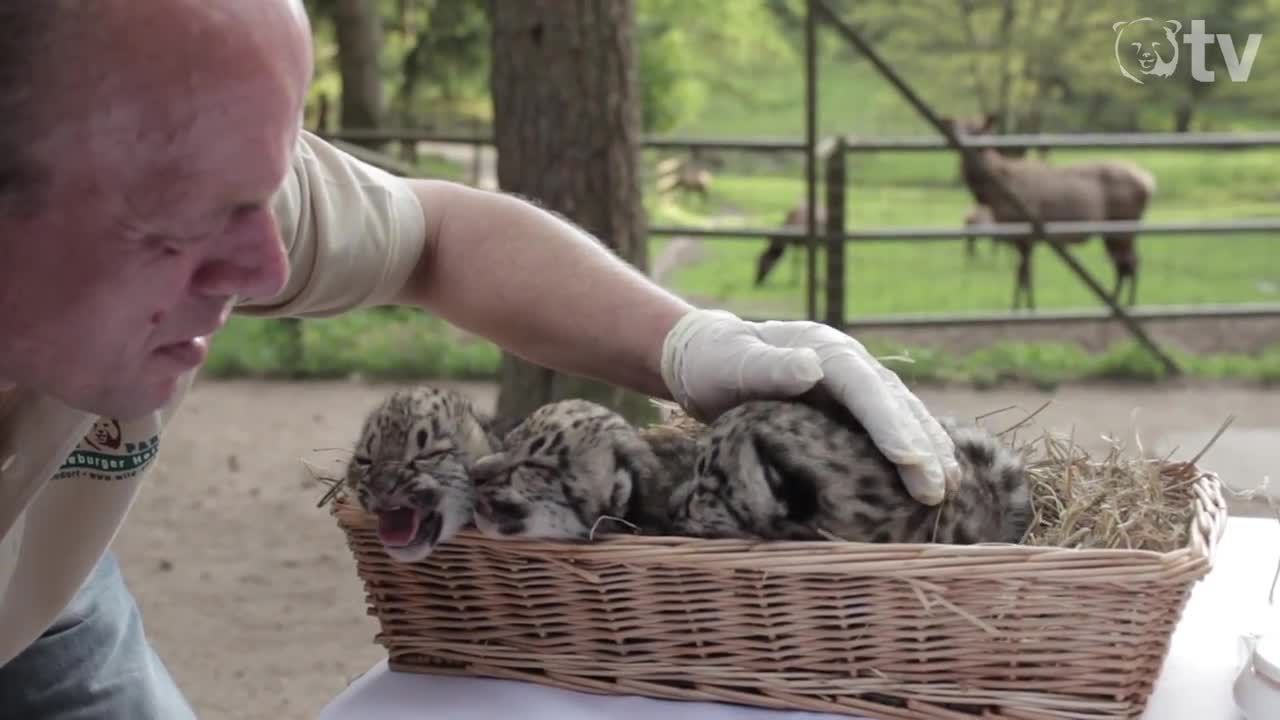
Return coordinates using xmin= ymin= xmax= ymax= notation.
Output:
xmin=1017 ymin=415 xmax=1229 ymax=552
xmin=1188 ymin=413 xmax=1235 ymax=467
xmin=301 ymin=453 xmax=349 ymax=509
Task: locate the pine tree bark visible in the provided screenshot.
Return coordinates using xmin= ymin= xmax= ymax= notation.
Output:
xmin=488 ymin=0 xmax=656 ymax=425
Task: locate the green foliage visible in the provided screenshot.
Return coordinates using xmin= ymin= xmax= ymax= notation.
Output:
xmin=393 ymin=0 xmax=489 ymax=114
xmin=869 ymin=339 xmax=1280 ymax=390
xmin=636 ymin=0 xmax=797 ymax=132
xmin=300 ymin=0 xmax=1280 ymax=136
xmin=205 ymin=309 xmax=500 ymax=381
xmin=637 ymin=22 xmax=705 ymax=132
xmin=205 ymin=311 xmax=1280 ymax=389
xmin=303 ymin=0 xmax=490 ymax=130
xmin=659 ymin=0 xmax=1280 ymax=136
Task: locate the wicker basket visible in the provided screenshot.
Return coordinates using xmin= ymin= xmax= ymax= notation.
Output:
xmin=330 ymin=460 xmax=1227 ymax=719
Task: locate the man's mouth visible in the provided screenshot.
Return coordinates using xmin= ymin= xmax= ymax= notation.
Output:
xmin=376 ymin=507 xmax=443 ymax=549
xmin=153 ymin=337 xmax=210 ymax=369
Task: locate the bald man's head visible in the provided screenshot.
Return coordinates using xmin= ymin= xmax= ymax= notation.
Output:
xmin=0 ymin=0 xmax=317 ymax=418
xmin=0 ymin=0 xmax=314 ymax=213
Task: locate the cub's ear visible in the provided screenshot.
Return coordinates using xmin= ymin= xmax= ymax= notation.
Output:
xmin=459 ymin=410 xmax=498 ymax=458
xmin=470 ymin=452 xmax=508 ymax=482
xmin=1113 ymin=20 xmax=1128 ymax=33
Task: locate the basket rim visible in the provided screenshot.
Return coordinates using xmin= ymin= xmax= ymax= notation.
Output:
xmin=331 ymin=461 xmax=1228 ymax=581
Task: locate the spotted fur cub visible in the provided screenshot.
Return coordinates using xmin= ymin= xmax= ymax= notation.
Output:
xmin=345 ymin=386 xmax=503 ymax=563
xmin=470 ymin=399 xmax=688 ymax=540
xmin=670 ymin=399 xmax=1031 ymax=545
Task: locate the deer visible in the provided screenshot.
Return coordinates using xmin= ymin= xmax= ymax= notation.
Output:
xmin=654 ymin=155 xmax=712 ymax=201
xmin=753 ymin=202 xmax=825 ymax=287
xmin=945 ymin=116 xmax=1155 ymax=311
xmin=944 ymin=114 xmax=1047 ymax=260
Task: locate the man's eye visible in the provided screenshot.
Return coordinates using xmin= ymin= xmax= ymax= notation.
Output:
xmin=230 ymin=203 xmax=264 ymax=223
xmin=143 ymin=234 xmax=182 ymax=257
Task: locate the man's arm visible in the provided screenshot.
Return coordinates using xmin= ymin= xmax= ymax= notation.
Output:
xmin=397 ymin=179 xmax=694 ymax=400
xmin=250 ymin=132 xmax=954 ymax=504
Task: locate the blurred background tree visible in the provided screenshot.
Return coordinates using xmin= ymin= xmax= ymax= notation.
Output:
xmin=300 ymin=0 xmax=802 ymax=136
xmin=299 ymin=0 xmax=1280 ymax=143
xmin=485 ymin=0 xmax=654 ymax=423
xmin=230 ymin=0 xmax=1280 ymax=402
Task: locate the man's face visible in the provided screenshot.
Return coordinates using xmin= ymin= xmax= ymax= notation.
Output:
xmin=0 ymin=1 xmax=313 ymax=419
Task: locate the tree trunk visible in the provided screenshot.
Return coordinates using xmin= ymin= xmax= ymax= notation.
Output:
xmin=488 ymin=0 xmax=656 ymax=426
xmin=334 ymin=0 xmax=385 ymax=142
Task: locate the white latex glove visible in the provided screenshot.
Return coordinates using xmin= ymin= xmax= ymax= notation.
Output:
xmin=660 ymin=308 xmax=960 ymax=506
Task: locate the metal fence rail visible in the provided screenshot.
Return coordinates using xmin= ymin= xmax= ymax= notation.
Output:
xmin=839 ymin=302 xmax=1280 ymax=329
xmin=838 ymin=131 xmax=1280 ymax=151
xmin=321 ymin=128 xmax=812 ymax=153
xmin=324 ymin=130 xmax=1280 ymax=233
xmin=316 ymin=94 xmax=1280 ymax=362
xmin=647 ymin=217 xmax=1280 ymax=242
xmin=321 ymin=127 xmax=1280 ymax=152
xmin=327 ymin=131 xmax=1280 ymax=242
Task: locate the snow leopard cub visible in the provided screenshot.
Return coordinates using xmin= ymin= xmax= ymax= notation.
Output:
xmin=670 ymin=398 xmax=1031 ymax=545
xmin=344 ymin=386 xmax=506 ymax=562
xmin=470 ymin=398 xmax=694 ymax=540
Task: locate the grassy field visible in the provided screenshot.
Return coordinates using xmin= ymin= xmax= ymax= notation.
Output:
xmin=647 ymin=145 xmax=1280 ymax=319
xmin=640 ymin=53 xmax=1280 ymax=316
xmin=205 ymin=51 xmax=1280 ymax=386
xmin=204 ymin=307 xmax=1280 ymax=389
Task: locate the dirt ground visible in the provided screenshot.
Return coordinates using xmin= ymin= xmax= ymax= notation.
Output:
xmin=109 ymin=377 xmax=1280 ymax=720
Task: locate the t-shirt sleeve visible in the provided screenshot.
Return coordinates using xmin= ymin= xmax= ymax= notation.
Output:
xmin=234 ymin=130 xmax=428 ymax=318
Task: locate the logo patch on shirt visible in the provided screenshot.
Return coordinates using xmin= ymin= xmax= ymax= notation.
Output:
xmin=54 ymin=416 xmax=162 ymax=482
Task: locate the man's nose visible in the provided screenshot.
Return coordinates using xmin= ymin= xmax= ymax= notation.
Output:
xmin=190 ymin=207 xmax=290 ymax=301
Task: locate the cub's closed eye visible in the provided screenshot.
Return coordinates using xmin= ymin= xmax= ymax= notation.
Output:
xmin=415 ymin=448 xmax=452 ymax=461
xmin=353 ymin=456 xmax=371 ymax=467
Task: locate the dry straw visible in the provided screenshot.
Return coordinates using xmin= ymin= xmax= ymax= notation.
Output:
xmin=321 ymin=400 xmax=1230 ymax=719
xmin=1011 ymin=405 xmax=1232 ymax=553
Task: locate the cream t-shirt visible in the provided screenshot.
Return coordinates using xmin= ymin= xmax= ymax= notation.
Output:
xmin=0 ymin=130 xmax=427 ymax=666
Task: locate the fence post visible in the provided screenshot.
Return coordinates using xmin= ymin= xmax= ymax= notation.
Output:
xmin=824 ymin=138 xmax=847 ymax=328
xmin=804 ymin=0 xmax=819 ymax=322
xmin=399 ymin=135 xmax=418 ymax=167
xmin=471 ymin=117 xmax=484 ymax=187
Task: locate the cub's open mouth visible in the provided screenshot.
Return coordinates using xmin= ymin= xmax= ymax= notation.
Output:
xmin=375 ymin=507 xmax=442 ymax=550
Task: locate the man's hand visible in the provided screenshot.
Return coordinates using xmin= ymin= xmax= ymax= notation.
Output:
xmin=660 ymin=308 xmax=960 ymax=506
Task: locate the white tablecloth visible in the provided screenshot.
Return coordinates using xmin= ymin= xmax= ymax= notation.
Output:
xmin=319 ymin=516 xmax=1280 ymax=720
